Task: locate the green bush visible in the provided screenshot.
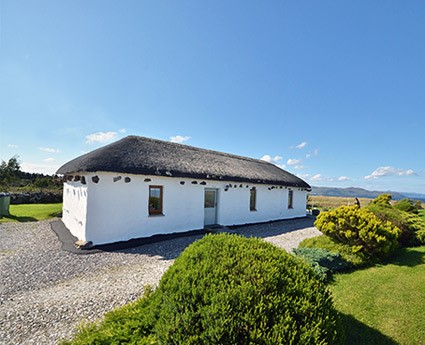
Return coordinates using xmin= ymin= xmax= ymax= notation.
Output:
xmin=405 ymin=213 xmax=425 ymax=245
xmin=155 ymin=234 xmax=344 ymax=344
xmin=65 ymin=234 xmax=345 ymax=344
xmin=370 ymin=193 xmax=392 ymax=205
xmin=293 ymin=247 xmax=351 ymax=281
xmin=416 ymin=228 xmax=425 ymax=244
xmin=367 ymin=201 xmax=425 ymax=247
xmin=314 ymin=206 xmax=400 ymax=259
xmin=298 ymin=235 xmax=369 ymax=267
xmin=394 ymin=198 xmax=420 ymax=214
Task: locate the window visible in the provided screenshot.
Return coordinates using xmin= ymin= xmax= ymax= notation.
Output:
xmin=288 ymin=190 xmax=294 ymax=209
xmin=250 ymin=187 xmax=256 ymax=211
xmin=204 ymin=190 xmax=216 ymax=208
xmin=149 ymin=186 xmax=163 ymax=215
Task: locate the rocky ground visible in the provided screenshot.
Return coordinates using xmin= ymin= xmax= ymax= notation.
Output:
xmin=0 ymin=217 xmax=320 ymax=344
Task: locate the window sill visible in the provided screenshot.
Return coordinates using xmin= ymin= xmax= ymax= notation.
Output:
xmin=149 ymin=213 xmax=165 ymax=217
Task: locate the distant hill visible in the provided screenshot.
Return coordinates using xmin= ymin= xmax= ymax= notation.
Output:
xmin=401 ymin=192 xmax=425 ymax=202
xmin=310 ymin=186 xmax=425 ymax=202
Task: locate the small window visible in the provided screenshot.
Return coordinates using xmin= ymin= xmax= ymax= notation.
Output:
xmin=149 ymin=186 xmax=163 ymax=215
xmin=288 ymin=190 xmax=294 ymax=209
xmin=204 ymin=190 xmax=216 ymax=208
xmin=250 ymin=187 xmax=256 ymax=211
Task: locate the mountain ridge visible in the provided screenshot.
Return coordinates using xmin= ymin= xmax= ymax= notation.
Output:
xmin=311 ymin=186 xmax=425 ymax=202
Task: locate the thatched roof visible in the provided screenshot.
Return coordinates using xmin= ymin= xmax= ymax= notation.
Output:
xmin=57 ymin=136 xmax=311 ymax=189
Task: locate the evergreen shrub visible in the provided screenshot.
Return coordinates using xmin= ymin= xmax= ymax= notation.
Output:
xmin=370 ymin=193 xmax=392 ymax=205
xmin=292 ymin=247 xmax=351 ymax=281
xmin=394 ymin=198 xmax=420 ymax=214
xmin=367 ymin=203 xmax=415 ymax=247
xmin=314 ymin=206 xmax=400 ymax=259
xmin=64 ymin=234 xmax=345 ymax=345
xmin=405 ymin=213 xmax=425 ymax=245
xmin=298 ymin=235 xmax=368 ymax=267
xmin=367 ymin=197 xmax=425 ymax=247
xmin=154 ymin=234 xmax=344 ymax=344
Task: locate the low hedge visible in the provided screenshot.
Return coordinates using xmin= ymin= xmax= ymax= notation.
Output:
xmin=64 ymin=234 xmax=345 ymax=344
xmin=393 ymin=198 xmax=423 ymax=214
xmin=293 ymin=247 xmax=351 ymax=281
xmin=367 ymin=201 xmax=425 ymax=247
xmin=298 ymin=235 xmax=368 ymax=268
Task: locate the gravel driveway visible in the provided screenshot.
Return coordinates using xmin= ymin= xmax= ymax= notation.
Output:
xmin=0 ymin=217 xmax=320 ymax=344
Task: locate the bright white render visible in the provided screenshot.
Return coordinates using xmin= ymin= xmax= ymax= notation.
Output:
xmin=62 ymin=172 xmax=308 ymax=245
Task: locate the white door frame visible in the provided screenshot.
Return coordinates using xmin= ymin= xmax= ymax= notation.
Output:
xmin=204 ymin=188 xmax=218 ymax=226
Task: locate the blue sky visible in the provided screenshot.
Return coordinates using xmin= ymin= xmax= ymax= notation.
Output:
xmin=1 ymin=1 xmax=424 ymax=194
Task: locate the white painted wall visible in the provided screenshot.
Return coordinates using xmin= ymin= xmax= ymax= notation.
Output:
xmin=84 ymin=174 xmax=205 ymax=245
xmin=62 ymin=181 xmax=88 ymax=241
xmin=62 ymin=172 xmax=308 ymax=245
xmin=217 ymin=183 xmax=307 ymax=226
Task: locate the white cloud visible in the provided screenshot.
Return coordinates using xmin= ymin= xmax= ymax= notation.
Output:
xmin=287 ymin=158 xmax=301 ymax=166
xmin=44 ymin=157 xmax=57 ymax=163
xmin=86 ymin=131 xmax=118 ymax=144
xmin=297 ymin=173 xmax=333 ymax=183
xmin=364 ymin=166 xmax=417 ymax=180
xmin=261 ymin=155 xmax=282 ymax=163
xmin=21 ymin=162 xmax=59 ymax=175
xmin=39 ymin=147 xmax=59 ymax=153
xmin=310 ymin=174 xmax=323 ymax=181
xmin=338 ymin=176 xmax=351 ymax=181
xmin=306 ymin=148 xmax=319 ymax=159
xmin=261 ymin=155 xmax=285 ymax=168
xmin=296 ymin=173 xmax=310 ymax=180
xmin=8 ymin=144 xmax=18 ymax=148
xmin=118 ymin=128 xmax=127 ymax=133
xmin=291 ymin=142 xmax=307 ymax=149
xmin=294 ymin=165 xmax=305 ymax=170
xmin=170 ymin=135 xmax=191 ymax=144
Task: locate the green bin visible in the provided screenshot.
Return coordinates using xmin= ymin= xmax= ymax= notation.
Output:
xmin=0 ymin=193 xmax=11 ymax=217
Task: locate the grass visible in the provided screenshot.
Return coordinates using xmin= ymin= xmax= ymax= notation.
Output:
xmin=310 ymin=195 xmax=425 ymax=213
xmin=0 ymin=203 xmax=62 ymax=222
xmin=309 ymin=196 xmax=373 ymax=211
xmin=330 ymin=246 xmax=425 ymax=345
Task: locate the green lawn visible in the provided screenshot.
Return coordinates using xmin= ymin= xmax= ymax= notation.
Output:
xmin=0 ymin=203 xmax=62 ymax=222
xmin=330 ymin=246 xmax=425 ymax=345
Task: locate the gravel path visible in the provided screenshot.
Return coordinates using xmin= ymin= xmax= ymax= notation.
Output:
xmin=0 ymin=217 xmax=320 ymax=344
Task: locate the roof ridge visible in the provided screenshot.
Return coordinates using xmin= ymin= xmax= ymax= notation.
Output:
xmin=127 ymin=135 xmax=272 ymax=166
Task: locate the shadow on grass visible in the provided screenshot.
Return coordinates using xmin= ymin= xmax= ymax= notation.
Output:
xmin=0 ymin=214 xmax=38 ymax=222
xmin=49 ymin=211 xmax=62 ymax=218
xmin=385 ymin=247 xmax=425 ymax=267
xmin=341 ymin=313 xmax=398 ymax=345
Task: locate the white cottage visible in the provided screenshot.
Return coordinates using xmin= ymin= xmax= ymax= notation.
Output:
xmin=57 ymin=136 xmax=311 ymax=246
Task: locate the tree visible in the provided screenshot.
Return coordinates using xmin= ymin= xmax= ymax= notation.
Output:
xmin=0 ymin=155 xmax=22 ymax=185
